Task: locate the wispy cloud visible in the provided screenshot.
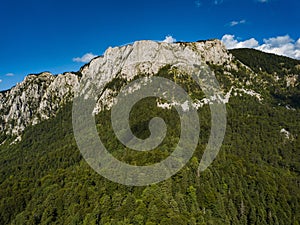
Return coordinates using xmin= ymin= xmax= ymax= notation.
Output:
xmin=257 ymin=0 xmax=269 ymax=3
xmin=194 ymin=0 xmax=223 ymax=7
xmin=162 ymin=35 xmax=177 ymax=43
xmin=73 ymin=53 xmax=97 ymax=63
xmin=221 ymin=34 xmax=300 ymax=59
xmin=214 ymin=0 xmax=223 ymax=5
xmin=0 ymin=79 xmax=2 ymax=83
xmin=195 ymin=0 xmax=202 ymax=7
xmin=229 ymin=19 xmax=246 ymax=27
xmin=5 ymin=73 xmax=14 ymax=77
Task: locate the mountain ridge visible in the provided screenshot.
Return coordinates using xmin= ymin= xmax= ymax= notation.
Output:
xmin=0 ymin=39 xmax=300 ymax=224
xmin=1 ymin=39 xmax=299 ymax=141
xmin=1 ymin=39 xmax=233 ymax=138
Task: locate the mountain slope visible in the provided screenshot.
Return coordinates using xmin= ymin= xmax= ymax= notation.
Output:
xmin=230 ymin=48 xmax=300 ymax=75
xmin=1 ymin=39 xmax=233 ymax=138
xmin=230 ymin=48 xmax=300 ymax=108
xmin=0 ymin=40 xmax=300 ymax=224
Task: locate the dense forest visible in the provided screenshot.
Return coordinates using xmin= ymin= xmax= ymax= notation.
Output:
xmin=0 ymin=49 xmax=300 ymax=224
xmin=229 ymin=48 xmax=300 ymax=75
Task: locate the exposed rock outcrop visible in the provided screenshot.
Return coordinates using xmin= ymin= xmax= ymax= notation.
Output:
xmin=0 ymin=72 xmax=79 ymax=136
xmin=0 ymin=39 xmax=239 ymax=137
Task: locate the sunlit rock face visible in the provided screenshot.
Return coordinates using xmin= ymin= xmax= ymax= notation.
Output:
xmin=0 ymin=39 xmax=236 ymax=137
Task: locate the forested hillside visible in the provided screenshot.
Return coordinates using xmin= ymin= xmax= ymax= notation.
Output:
xmin=230 ymin=48 xmax=300 ymax=108
xmin=0 ymin=49 xmax=300 ymax=224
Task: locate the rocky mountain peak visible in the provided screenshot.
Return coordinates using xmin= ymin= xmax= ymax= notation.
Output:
xmin=1 ymin=39 xmax=236 ymax=138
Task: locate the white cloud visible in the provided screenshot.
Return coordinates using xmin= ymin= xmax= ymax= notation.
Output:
xmin=257 ymin=35 xmax=300 ymax=59
xmin=221 ymin=34 xmax=300 ymax=60
xmin=221 ymin=34 xmax=259 ymax=49
xmin=257 ymin=0 xmax=269 ymax=2
xmin=0 ymin=79 xmax=2 ymax=83
xmin=262 ymin=35 xmax=292 ymax=47
xmin=5 ymin=73 xmax=14 ymax=77
xmin=163 ymin=35 xmax=176 ymax=43
xmin=296 ymin=38 xmax=300 ymax=48
xmin=229 ymin=19 xmax=246 ymax=27
xmin=73 ymin=53 xmax=97 ymax=63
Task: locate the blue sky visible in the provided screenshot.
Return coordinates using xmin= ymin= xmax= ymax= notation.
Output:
xmin=0 ymin=0 xmax=299 ymax=90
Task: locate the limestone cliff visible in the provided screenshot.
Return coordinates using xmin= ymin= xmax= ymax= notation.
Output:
xmin=0 ymin=39 xmax=247 ymax=137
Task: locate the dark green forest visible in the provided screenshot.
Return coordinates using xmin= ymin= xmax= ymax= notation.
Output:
xmin=229 ymin=48 xmax=300 ymax=75
xmin=0 ymin=49 xmax=300 ymax=224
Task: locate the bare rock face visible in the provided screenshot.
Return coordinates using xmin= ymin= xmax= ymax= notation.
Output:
xmin=0 ymin=39 xmax=235 ymax=137
xmin=0 ymin=72 xmax=79 ymax=136
xmin=80 ymin=39 xmax=233 ymax=88
xmin=286 ymin=75 xmax=298 ymax=87
xmin=79 ymin=40 xmax=236 ymax=111
xmin=36 ymin=72 xmax=79 ymax=122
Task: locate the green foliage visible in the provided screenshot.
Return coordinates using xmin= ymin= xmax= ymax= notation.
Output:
xmin=0 ymin=94 xmax=299 ymax=224
xmin=0 ymin=55 xmax=300 ymax=224
xmin=230 ymin=48 xmax=300 ymax=75
xmin=231 ymin=48 xmax=300 ymax=108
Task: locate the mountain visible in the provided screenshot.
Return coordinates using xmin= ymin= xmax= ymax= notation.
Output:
xmin=1 ymin=40 xmax=233 ymax=138
xmin=0 ymin=40 xmax=300 ymax=224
